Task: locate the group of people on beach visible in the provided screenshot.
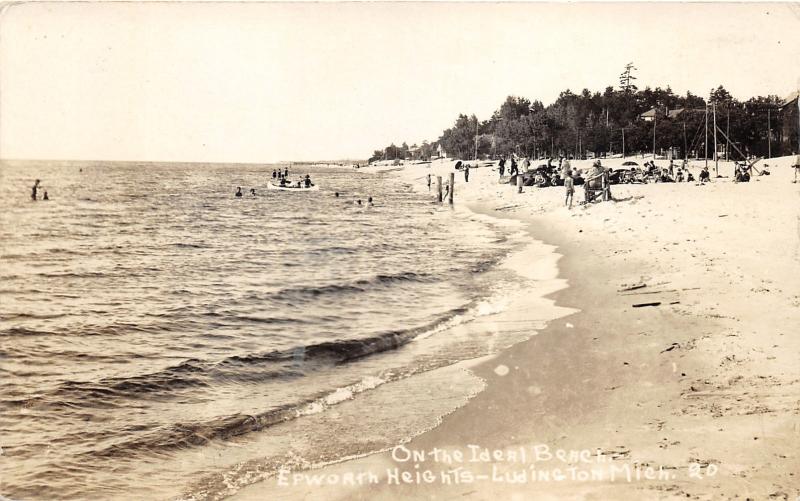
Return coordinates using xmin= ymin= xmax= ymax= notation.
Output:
xmin=497 ymin=156 xmax=520 ymax=177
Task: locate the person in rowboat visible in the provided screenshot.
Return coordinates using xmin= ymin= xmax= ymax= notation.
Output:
xmin=304 ymin=174 xmax=313 ymax=188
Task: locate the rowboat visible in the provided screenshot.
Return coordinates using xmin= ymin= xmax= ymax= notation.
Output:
xmin=267 ymin=182 xmax=319 ymax=192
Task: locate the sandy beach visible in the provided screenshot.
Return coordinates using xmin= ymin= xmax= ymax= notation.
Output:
xmin=232 ymin=156 xmax=800 ymax=500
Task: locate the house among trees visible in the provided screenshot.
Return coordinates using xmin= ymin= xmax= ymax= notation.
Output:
xmin=639 ymin=107 xmax=686 ymax=121
xmin=780 ymin=90 xmax=799 ymax=155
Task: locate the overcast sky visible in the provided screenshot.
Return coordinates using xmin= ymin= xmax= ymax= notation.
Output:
xmin=1 ymin=2 xmax=799 ymax=163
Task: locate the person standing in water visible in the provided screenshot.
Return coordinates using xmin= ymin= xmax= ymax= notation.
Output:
xmin=31 ymin=179 xmax=40 ymax=201
xmin=427 ymin=173 xmax=431 ymax=190
xmin=272 ymin=170 xmax=277 ymax=179
xmin=43 ymin=191 xmax=49 ymax=201
xmin=464 ymin=163 xmax=470 ymax=182
xmin=284 ymin=167 xmax=289 ymax=178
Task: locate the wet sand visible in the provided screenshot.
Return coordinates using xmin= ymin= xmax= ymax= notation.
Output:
xmin=232 ymin=156 xmax=800 ymax=500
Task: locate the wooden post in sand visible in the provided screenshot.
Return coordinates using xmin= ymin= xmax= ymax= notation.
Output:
xmin=713 ymin=102 xmax=719 ymax=176
xmin=436 ymin=176 xmax=442 ymax=203
xmin=448 ymin=172 xmax=454 ymax=204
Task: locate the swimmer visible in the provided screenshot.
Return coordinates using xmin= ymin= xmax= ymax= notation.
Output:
xmin=43 ymin=191 xmax=49 ymax=201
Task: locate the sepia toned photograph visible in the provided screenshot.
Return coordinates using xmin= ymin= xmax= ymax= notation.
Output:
xmin=1 ymin=2 xmax=799 ymax=500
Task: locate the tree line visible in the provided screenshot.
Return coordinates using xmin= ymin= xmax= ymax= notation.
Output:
xmin=369 ymin=73 xmax=792 ymax=163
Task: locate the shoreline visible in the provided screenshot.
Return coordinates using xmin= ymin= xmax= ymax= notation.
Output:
xmin=227 ymin=167 xmax=577 ymax=501
xmin=230 ymin=156 xmax=800 ymax=500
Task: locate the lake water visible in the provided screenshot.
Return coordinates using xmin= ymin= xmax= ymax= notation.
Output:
xmin=0 ymin=161 xmax=541 ymax=499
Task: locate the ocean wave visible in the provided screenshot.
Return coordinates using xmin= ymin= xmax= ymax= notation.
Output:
xmin=91 ymin=375 xmax=390 ymax=459
xmin=86 ymin=288 xmax=500 ymax=460
xmin=4 ymin=304 xmax=472 ymax=415
xmin=0 ymin=312 xmax=69 ymax=321
xmin=0 ymin=321 xmax=167 ymax=338
xmin=271 ymin=271 xmax=435 ymax=300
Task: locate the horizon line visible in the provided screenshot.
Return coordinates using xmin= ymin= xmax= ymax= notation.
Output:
xmin=0 ymin=157 xmax=368 ymax=166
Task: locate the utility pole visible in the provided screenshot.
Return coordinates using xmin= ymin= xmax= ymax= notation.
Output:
xmin=713 ymin=102 xmax=718 ymax=176
xmin=704 ymin=105 xmax=709 ymax=168
xmin=767 ymin=108 xmax=771 ymax=159
xmin=622 ymin=127 xmax=626 ymax=158
xmin=652 ymin=113 xmax=657 ymax=159
xmin=474 ymin=118 xmax=478 ymax=160
xmin=683 ymin=122 xmax=687 ymax=160
xmin=725 ymin=108 xmax=730 ymax=161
